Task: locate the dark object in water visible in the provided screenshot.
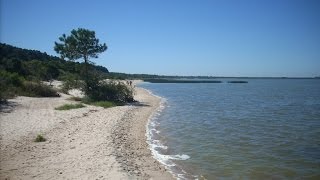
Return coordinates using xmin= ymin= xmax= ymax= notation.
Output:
xmin=228 ymin=81 xmax=248 ymax=83
xmin=144 ymin=79 xmax=222 ymax=83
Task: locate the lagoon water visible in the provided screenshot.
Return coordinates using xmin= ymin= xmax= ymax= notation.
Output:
xmin=140 ymin=79 xmax=320 ymax=179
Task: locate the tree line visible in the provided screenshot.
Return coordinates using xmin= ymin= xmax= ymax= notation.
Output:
xmin=0 ymin=43 xmax=109 ymax=82
xmin=0 ymin=28 xmax=133 ymax=103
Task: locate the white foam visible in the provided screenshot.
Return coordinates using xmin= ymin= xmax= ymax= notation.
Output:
xmin=169 ymin=154 xmax=190 ymax=160
xmin=143 ymin=87 xmax=191 ymax=179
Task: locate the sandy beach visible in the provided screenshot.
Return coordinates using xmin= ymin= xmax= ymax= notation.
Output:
xmin=0 ymin=86 xmax=173 ymax=179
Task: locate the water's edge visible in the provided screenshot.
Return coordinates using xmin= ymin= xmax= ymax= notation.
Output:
xmin=143 ymin=88 xmax=193 ymax=179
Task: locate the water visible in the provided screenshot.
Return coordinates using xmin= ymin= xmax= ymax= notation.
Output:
xmin=140 ymin=79 xmax=320 ymax=179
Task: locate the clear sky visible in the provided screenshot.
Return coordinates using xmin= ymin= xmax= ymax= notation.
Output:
xmin=1 ymin=0 xmax=319 ymax=77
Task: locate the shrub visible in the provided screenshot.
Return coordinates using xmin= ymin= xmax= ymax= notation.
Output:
xmin=86 ymin=81 xmax=134 ymax=103
xmin=35 ymin=134 xmax=46 ymax=142
xmin=89 ymin=101 xmax=117 ymax=108
xmin=21 ymin=81 xmax=60 ymax=97
xmin=81 ymin=97 xmax=122 ymax=108
xmin=55 ymin=103 xmax=85 ymax=110
xmin=0 ymin=70 xmax=24 ymax=101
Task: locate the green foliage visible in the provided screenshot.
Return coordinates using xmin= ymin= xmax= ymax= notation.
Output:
xmin=55 ymin=103 xmax=85 ymax=110
xmin=0 ymin=69 xmax=60 ymax=101
xmin=54 ymin=28 xmax=107 ymax=63
xmin=81 ymin=97 xmax=122 ymax=108
xmin=0 ymin=43 xmax=109 ymax=82
xmin=86 ymin=81 xmax=134 ymax=103
xmin=89 ymin=101 xmax=118 ymax=108
xmin=21 ymin=81 xmax=60 ymax=97
xmin=54 ymin=28 xmax=108 ymax=94
xmin=0 ymin=70 xmax=24 ymax=101
xmin=35 ymin=134 xmax=46 ymax=142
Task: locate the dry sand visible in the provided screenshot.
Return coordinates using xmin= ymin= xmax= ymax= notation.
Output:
xmin=0 ymin=86 xmax=173 ymax=179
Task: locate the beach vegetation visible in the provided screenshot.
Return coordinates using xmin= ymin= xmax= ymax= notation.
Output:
xmin=88 ymin=101 xmax=118 ymax=108
xmin=81 ymin=91 xmax=125 ymax=108
xmin=0 ymin=70 xmax=59 ymax=102
xmin=54 ymin=28 xmax=107 ymax=94
xmin=35 ymin=134 xmax=46 ymax=142
xmin=0 ymin=70 xmax=24 ymax=101
xmin=55 ymin=103 xmax=85 ymax=110
xmin=21 ymin=81 xmax=60 ymax=97
xmin=86 ymin=80 xmax=134 ymax=103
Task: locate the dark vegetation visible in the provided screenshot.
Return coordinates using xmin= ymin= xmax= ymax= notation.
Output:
xmin=55 ymin=103 xmax=85 ymax=110
xmin=0 ymin=28 xmax=134 ymax=106
xmin=67 ymin=96 xmax=123 ymax=108
xmin=53 ymin=28 xmax=134 ymax=103
xmin=0 ymin=32 xmax=133 ymax=104
xmin=35 ymin=134 xmax=46 ymax=142
xmin=227 ymin=81 xmax=248 ymax=83
xmin=143 ymin=79 xmax=222 ymax=83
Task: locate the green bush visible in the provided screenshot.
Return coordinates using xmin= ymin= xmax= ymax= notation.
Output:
xmin=0 ymin=70 xmax=62 ymax=101
xmin=86 ymin=81 xmax=134 ymax=103
xmin=55 ymin=103 xmax=85 ymax=110
xmin=89 ymin=101 xmax=117 ymax=108
xmin=0 ymin=70 xmax=24 ymax=101
xmin=35 ymin=134 xmax=46 ymax=142
xmin=21 ymin=81 xmax=60 ymax=97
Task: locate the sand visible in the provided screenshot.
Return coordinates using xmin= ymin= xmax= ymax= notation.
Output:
xmin=0 ymin=86 xmax=173 ymax=179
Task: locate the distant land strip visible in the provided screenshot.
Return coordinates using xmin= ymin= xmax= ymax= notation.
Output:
xmin=143 ymin=79 xmax=223 ymax=83
xmin=227 ymin=81 xmax=248 ymax=83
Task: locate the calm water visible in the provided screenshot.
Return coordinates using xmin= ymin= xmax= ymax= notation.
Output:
xmin=140 ymin=79 xmax=320 ymax=179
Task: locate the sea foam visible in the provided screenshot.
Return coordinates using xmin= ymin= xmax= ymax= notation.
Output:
xmin=144 ymin=88 xmax=191 ymax=179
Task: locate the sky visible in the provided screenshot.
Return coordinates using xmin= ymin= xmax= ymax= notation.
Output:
xmin=1 ymin=0 xmax=319 ymax=77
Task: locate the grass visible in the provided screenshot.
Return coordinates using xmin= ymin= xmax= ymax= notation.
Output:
xmin=81 ymin=97 xmax=122 ymax=108
xmin=55 ymin=103 xmax=85 ymax=110
xmin=89 ymin=101 xmax=117 ymax=108
xmin=35 ymin=134 xmax=46 ymax=142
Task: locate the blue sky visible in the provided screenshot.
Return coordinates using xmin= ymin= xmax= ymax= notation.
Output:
xmin=1 ymin=0 xmax=319 ymax=77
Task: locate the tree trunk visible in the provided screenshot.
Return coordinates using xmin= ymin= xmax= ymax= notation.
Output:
xmin=84 ymin=55 xmax=89 ymax=93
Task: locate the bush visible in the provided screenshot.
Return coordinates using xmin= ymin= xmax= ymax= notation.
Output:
xmin=91 ymin=101 xmax=116 ymax=108
xmin=35 ymin=134 xmax=46 ymax=142
xmin=55 ymin=103 xmax=85 ymax=110
xmin=21 ymin=81 xmax=60 ymax=97
xmin=0 ymin=70 xmax=24 ymax=101
xmin=86 ymin=81 xmax=134 ymax=103
xmin=0 ymin=70 xmax=60 ymax=100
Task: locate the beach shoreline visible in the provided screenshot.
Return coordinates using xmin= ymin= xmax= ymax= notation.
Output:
xmin=0 ymin=86 xmax=173 ymax=179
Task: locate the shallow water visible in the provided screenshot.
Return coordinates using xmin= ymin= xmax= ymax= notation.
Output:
xmin=141 ymin=79 xmax=320 ymax=179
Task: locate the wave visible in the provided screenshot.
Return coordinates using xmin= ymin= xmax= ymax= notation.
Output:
xmin=144 ymin=88 xmax=193 ymax=179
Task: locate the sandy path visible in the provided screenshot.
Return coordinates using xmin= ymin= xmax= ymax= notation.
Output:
xmin=0 ymin=87 xmax=173 ymax=179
